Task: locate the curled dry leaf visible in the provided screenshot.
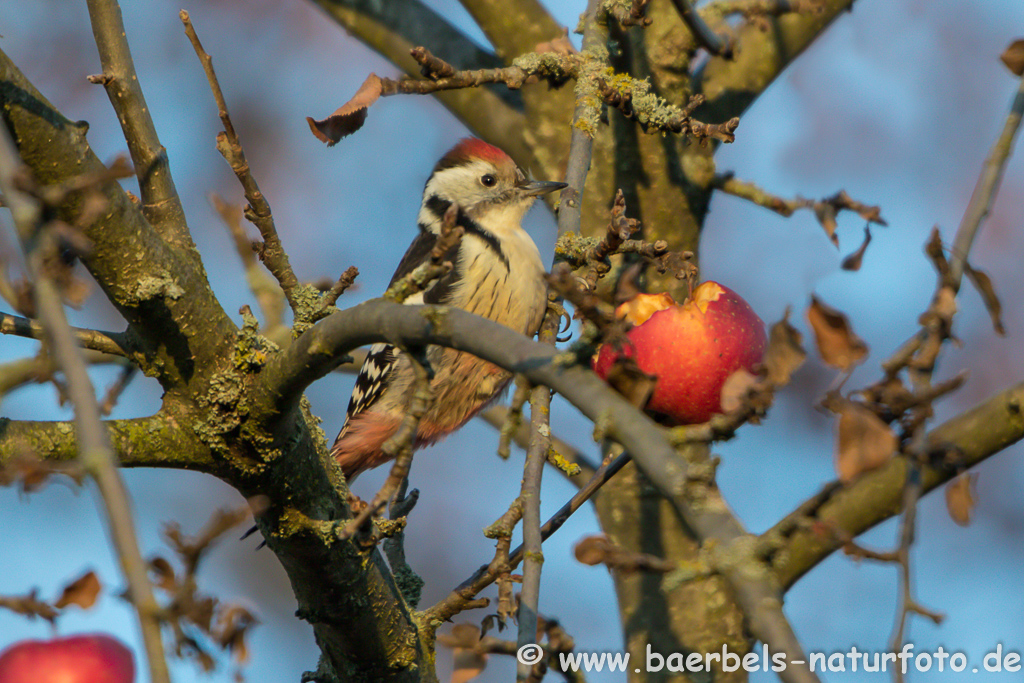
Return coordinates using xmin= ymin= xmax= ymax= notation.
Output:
xmin=945 ymin=472 xmax=978 ymax=527
xmin=1001 ymin=39 xmax=1024 ymax=76
xmin=53 ymin=570 xmax=101 ymax=610
xmin=841 ymin=226 xmax=872 ymax=271
xmin=306 ymin=73 xmax=382 ymax=146
xmin=813 ymin=202 xmax=840 ymax=247
xmin=963 ymin=263 xmax=1005 ymax=336
xmin=807 ymin=296 xmax=868 ymax=371
xmin=149 ymin=556 xmax=177 ymax=591
xmin=214 ymin=604 xmax=259 ymax=664
xmin=835 ymin=401 xmax=897 ymax=483
xmin=574 ymin=534 xmax=613 ymax=566
xmin=720 ymin=369 xmax=758 ymax=414
xmin=762 ymin=307 xmax=807 ymax=386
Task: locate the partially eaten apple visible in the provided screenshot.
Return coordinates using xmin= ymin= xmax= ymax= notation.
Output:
xmin=594 ymin=282 xmax=767 ymax=424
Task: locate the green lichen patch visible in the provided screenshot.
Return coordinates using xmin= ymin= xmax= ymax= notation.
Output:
xmin=128 ymin=273 xmax=184 ymax=303
xmin=290 ymin=283 xmax=328 ymax=336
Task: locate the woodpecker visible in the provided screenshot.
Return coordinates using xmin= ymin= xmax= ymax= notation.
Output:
xmin=332 ymin=138 xmax=566 ymax=480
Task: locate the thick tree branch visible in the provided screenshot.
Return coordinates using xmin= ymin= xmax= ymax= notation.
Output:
xmin=458 ymin=0 xmax=564 ymax=62
xmin=85 ymin=0 xmax=193 ymax=253
xmin=769 ymin=380 xmax=1024 ymax=589
xmin=1 ymin=47 xmax=238 ymax=392
xmin=697 ymin=0 xmax=856 ymax=121
xmin=0 ymin=414 xmax=215 ymax=472
xmin=261 ymin=299 xmax=818 ymax=681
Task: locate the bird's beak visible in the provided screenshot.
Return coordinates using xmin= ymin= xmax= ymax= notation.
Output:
xmin=518 ymin=180 xmax=568 ymax=197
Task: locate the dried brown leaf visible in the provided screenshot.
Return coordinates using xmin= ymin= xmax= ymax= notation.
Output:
xmin=835 ymin=401 xmax=897 ymax=482
xmin=762 ymin=308 xmax=807 ymax=386
xmin=54 ymin=570 xmax=101 ymax=610
xmin=1001 ymin=39 xmax=1024 ymax=76
xmin=720 ymin=369 xmax=758 ymax=414
xmin=149 ymin=556 xmax=177 ymax=592
xmin=945 ymin=473 xmax=977 ymax=526
xmin=574 ymin=535 xmax=612 ymax=566
xmin=841 ymin=226 xmax=872 ymax=271
xmin=963 ymin=263 xmax=1005 ymax=336
xmin=306 ymin=73 xmax=382 ymax=146
xmin=813 ymin=203 xmax=840 ymax=247
xmin=214 ymin=604 xmax=259 ymax=664
xmin=807 ymin=296 xmax=868 ymax=370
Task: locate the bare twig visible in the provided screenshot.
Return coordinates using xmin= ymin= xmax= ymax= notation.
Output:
xmin=555 ymin=0 xmax=602 ymax=239
xmin=210 ymin=194 xmax=286 ymax=332
xmin=947 ymin=68 xmax=1024 ymax=287
xmin=427 ymin=448 xmax=631 ymax=626
xmin=383 ymin=480 xmax=425 ymax=607
xmin=99 ymin=361 xmax=138 ymax=415
xmin=497 ymin=378 xmax=532 ymax=460
xmin=516 ymin=312 xmax=558 ymax=680
xmin=0 ymin=124 xmax=170 ymax=683
xmin=181 ymin=11 xmax=301 ymax=313
xmin=0 ymin=311 xmax=128 ymax=356
xmin=85 ymin=0 xmax=188 ymax=245
xmin=319 ymin=266 xmax=360 ymax=311
xmin=311 ymin=52 xmax=738 ymax=145
xmin=384 ymin=203 xmax=463 ymax=303
xmin=669 ymin=0 xmax=733 ymax=56
xmin=482 ymin=404 xmax=598 ymax=481
xmin=713 ymin=174 xmax=886 ymax=246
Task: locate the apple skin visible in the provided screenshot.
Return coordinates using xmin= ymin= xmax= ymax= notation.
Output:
xmin=0 ymin=634 xmax=135 ymax=683
xmin=594 ymin=282 xmax=767 ymax=424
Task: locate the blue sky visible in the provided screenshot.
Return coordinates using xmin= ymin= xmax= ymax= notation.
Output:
xmin=2 ymin=1 xmax=1023 ymax=681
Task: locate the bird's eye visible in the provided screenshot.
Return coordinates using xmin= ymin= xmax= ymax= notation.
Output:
xmin=480 ymin=174 xmax=497 ymax=187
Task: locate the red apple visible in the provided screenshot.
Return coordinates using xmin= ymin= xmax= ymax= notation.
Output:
xmin=0 ymin=634 xmax=134 ymax=683
xmin=594 ymin=282 xmax=767 ymax=424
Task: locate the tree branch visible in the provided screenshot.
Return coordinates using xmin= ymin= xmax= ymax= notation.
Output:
xmin=1 ymin=311 xmax=129 ymax=356
xmin=0 ymin=121 xmax=171 ymax=683
xmin=947 ymin=67 xmax=1024 ymax=286
xmin=769 ymin=379 xmax=1024 ymax=589
xmin=181 ymin=12 xmax=303 ymax=315
xmin=1 ymin=47 xmax=238 ymax=391
xmin=85 ymin=0 xmax=192 ymax=252
xmin=307 ymin=0 xmax=528 ymax=158
xmin=458 ymin=0 xmax=564 ymax=63
xmin=670 ymin=0 xmax=733 ymax=57
xmin=261 ymin=299 xmax=819 ymax=681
